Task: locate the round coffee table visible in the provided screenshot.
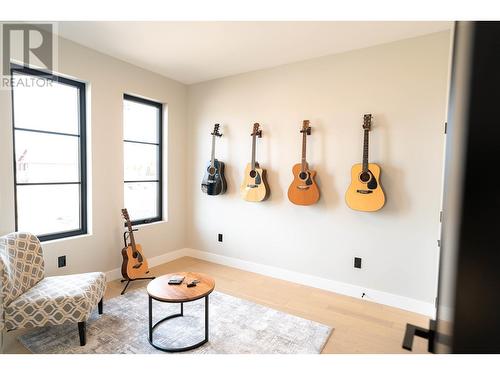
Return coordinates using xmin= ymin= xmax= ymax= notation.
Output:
xmin=146 ymin=272 xmax=215 ymax=352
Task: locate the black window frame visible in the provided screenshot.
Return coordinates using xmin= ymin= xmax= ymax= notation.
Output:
xmin=10 ymin=64 xmax=87 ymax=242
xmin=123 ymin=93 xmax=163 ymax=226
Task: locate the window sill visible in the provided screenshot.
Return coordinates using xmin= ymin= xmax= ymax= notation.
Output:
xmin=135 ymin=220 xmax=168 ymax=228
xmin=42 ymin=233 xmax=92 ymax=245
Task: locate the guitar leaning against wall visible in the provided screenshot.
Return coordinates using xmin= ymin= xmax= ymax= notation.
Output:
xmin=345 ymin=114 xmax=385 ymax=212
xmin=240 ymin=123 xmax=269 ymax=202
xmin=288 ymin=120 xmax=320 ymax=205
xmin=201 ymin=123 xmax=227 ymax=196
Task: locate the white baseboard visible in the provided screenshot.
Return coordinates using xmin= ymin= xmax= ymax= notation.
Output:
xmin=184 ymin=248 xmax=435 ymax=317
xmin=105 ymin=248 xmax=190 ymax=282
xmin=105 ymin=247 xmax=435 ymax=317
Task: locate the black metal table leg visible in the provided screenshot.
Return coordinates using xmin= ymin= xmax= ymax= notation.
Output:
xmin=148 ymin=295 xmax=153 ymax=342
xmin=148 ymin=295 xmax=210 ymax=352
xmin=205 ymin=295 xmax=209 ymax=341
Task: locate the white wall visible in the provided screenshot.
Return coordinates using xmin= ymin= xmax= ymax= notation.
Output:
xmin=186 ymin=31 xmax=451 ymax=305
xmin=0 ymin=36 xmax=188 ymax=276
xmin=0 ymin=30 xmax=451 ymax=312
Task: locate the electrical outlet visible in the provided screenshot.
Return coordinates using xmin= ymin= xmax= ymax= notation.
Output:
xmin=218 ymin=233 xmax=223 ymax=243
xmin=58 ymin=255 xmax=66 ymax=268
xmin=354 ymin=257 xmax=362 ymax=269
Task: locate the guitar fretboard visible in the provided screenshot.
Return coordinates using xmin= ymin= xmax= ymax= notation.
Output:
xmin=362 ymin=129 xmax=369 ymax=172
xmin=251 ymin=133 xmax=257 ymax=170
xmin=301 ymin=130 xmax=307 ymax=172
xmin=125 ymin=218 xmax=142 ymax=262
xmin=210 ymin=134 xmax=216 ymax=168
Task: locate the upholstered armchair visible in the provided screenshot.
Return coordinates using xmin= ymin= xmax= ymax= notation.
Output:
xmin=0 ymin=232 xmax=106 ymax=350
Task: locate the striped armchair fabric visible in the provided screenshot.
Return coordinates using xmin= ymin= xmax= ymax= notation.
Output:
xmin=0 ymin=232 xmax=106 ymax=347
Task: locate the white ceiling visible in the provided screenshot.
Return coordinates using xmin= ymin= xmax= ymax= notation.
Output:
xmin=58 ymin=21 xmax=452 ymax=84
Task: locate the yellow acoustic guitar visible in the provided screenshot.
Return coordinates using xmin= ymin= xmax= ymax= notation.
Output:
xmin=240 ymin=123 xmax=269 ymax=202
xmin=288 ymin=120 xmax=320 ymax=205
xmin=121 ymin=208 xmax=150 ymax=279
xmin=345 ymin=114 xmax=385 ymax=212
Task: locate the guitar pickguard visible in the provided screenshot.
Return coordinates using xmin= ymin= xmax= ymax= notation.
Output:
xmin=367 ymin=171 xmax=378 ymax=190
xmin=305 ymin=174 xmax=313 ymax=186
xmin=254 ymin=171 xmax=262 ymax=185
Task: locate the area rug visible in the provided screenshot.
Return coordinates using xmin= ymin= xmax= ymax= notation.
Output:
xmin=18 ymin=289 xmax=333 ymax=354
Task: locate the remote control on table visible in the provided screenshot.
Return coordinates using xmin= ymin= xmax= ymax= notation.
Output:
xmin=187 ymin=280 xmax=199 ymax=288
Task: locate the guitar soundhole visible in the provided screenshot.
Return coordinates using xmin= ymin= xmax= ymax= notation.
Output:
xmin=249 ymin=170 xmax=257 ymax=178
xmin=299 ymin=172 xmax=308 ymax=180
xmin=208 ymin=167 xmax=216 ymax=175
xmin=359 ymin=172 xmax=371 ymax=183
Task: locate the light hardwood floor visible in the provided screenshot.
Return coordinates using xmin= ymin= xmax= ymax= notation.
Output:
xmin=3 ymin=256 xmax=430 ymax=354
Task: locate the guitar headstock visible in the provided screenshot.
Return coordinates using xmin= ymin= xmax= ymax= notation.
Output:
xmin=300 ymin=120 xmax=311 ymax=135
xmin=121 ymin=208 xmax=131 ymax=224
xmin=363 ymin=114 xmax=372 ymax=131
xmin=251 ymin=123 xmax=262 ymax=138
xmin=211 ymin=123 xmax=222 ymax=137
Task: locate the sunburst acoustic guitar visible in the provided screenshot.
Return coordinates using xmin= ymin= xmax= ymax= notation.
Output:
xmin=121 ymin=208 xmax=150 ymax=279
xmin=288 ymin=120 xmax=320 ymax=205
xmin=345 ymin=114 xmax=385 ymax=211
xmin=240 ymin=123 xmax=269 ymax=202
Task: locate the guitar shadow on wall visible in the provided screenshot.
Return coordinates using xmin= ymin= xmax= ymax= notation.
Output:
xmin=224 ymin=123 xmax=246 ymax=197
xmin=261 ymin=123 xmax=282 ymax=203
xmin=372 ymin=113 xmax=411 ymax=215
xmin=219 ymin=123 xmax=237 ymax=196
xmin=222 ymin=162 xmax=237 ymax=197
xmin=310 ymin=119 xmax=339 ymax=210
xmin=378 ymin=164 xmax=410 ymax=214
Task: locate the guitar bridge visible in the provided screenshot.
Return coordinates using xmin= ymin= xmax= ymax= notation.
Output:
xmin=356 ymin=189 xmax=373 ymax=194
xmin=247 ymin=184 xmax=259 ymax=188
xmin=297 ymin=185 xmax=310 ymax=190
xmin=132 ymin=263 xmax=143 ymax=269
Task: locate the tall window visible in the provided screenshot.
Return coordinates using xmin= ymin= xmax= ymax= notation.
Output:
xmin=11 ymin=65 xmax=87 ymax=241
xmin=123 ymin=94 xmax=163 ymax=225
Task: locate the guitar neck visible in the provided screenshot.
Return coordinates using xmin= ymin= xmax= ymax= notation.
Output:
xmin=251 ymin=134 xmax=257 ymax=170
xmin=121 ymin=208 xmax=144 ymax=265
xmin=301 ymin=131 xmax=307 ymax=172
xmin=121 ymin=216 xmax=136 ymax=249
xmin=210 ymin=134 xmax=216 ymax=167
xmin=127 ymin=223 xmax=137 ymax=250
xmin=362 ymin=129 xmax=369 ymax=172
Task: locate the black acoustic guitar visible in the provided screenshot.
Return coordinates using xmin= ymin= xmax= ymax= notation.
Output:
xmin=201 ymin=123 xmax=227 ymax=195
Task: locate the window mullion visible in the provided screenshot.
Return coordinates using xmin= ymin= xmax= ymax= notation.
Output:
xmin=123 ymin=94 xmax=162 ymax=223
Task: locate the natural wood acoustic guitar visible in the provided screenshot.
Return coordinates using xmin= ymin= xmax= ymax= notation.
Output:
xmin=240 ymin=123 xmax=269 ymax=202
xmin=287 ymin=120 xmax=320 ymax=205
xmin=121 ymin=208 xmax=150 ymax=279
xmin=345 ymin=114 xmax=385 ymax=211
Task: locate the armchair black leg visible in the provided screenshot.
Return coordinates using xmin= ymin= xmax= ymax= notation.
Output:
xmin=78 ymin=321 xmax=86 ymax=346
xmin=98 ymin=298 xmax=103 ymax=314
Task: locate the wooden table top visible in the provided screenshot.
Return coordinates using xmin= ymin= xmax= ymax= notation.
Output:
xmin=147 ymin=272 xmax=215 ymax=302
